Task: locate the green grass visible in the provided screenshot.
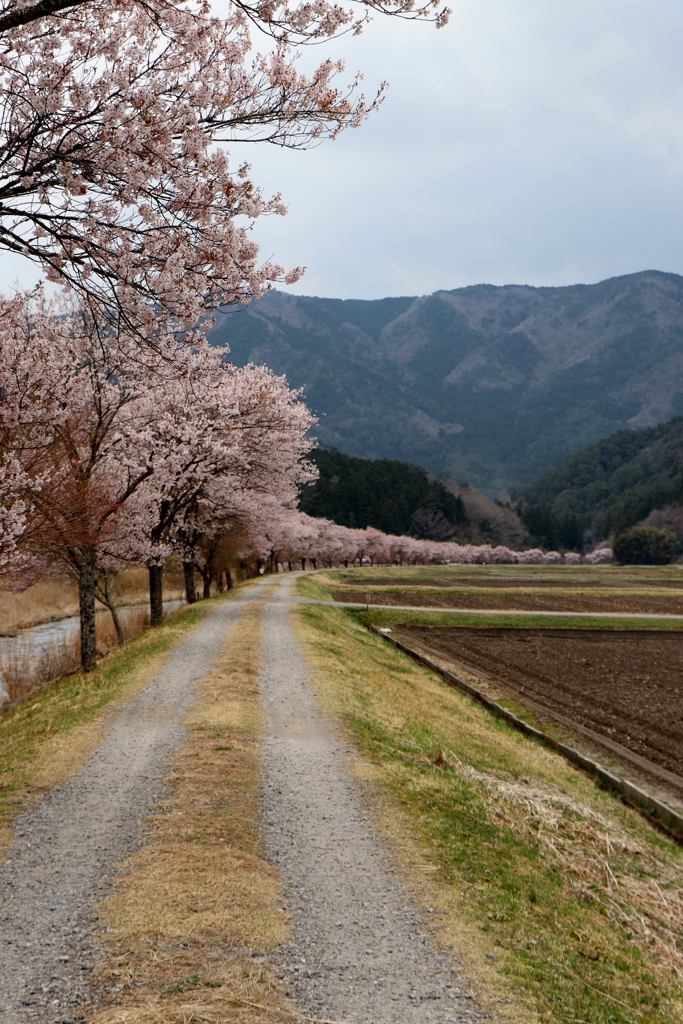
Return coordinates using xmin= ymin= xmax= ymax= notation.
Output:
xmin=293 ymin=599 xmax=683 ymax=1024
xmin=358 ymin=608 xmax=683 ymax=630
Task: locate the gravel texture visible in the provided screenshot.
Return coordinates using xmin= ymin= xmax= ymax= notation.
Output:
xmin=0 ymin=583 xmax=264 ymax=1024
xmin=261 ymin=577 xmax=498 ymax=1024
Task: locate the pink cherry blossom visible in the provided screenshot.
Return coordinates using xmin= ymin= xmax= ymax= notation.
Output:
xmin=0 ymin=0 xmax=447 ymax=329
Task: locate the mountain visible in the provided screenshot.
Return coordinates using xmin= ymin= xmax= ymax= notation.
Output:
xmin=516 ymin=416 xmax=683 ymax=549
xmin=300 ymin=449 xmax=530 ymax=548
xmin=209 ymin=270 xmax=683 ymax=495
xmin=300 ymin=449 xmax=468 ymax=539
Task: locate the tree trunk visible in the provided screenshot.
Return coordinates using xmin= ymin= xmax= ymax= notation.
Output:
xmin=216 ymin=572 xmax=224 ymax=593
xmin=78 ymin=556 xmax=97 ymax=672
xmin=149 ymin=564 xmax=163 ymax=626
xmin=183 ymin=560 xmax=197 ymax=604
xmin=98 ymin=596 xmax=125 ymax=646
xmin=311 ymin=557 xmax=317 ymax=569
xmin=226 ymin=568 xmax=233 ymax=589
xmin=95 ymin=573 xmax=125 ymax=647
xmin=301 ymin=557 xmax=306 ymax=570
xmin=202 ymin=570 xmax=212 ymax=599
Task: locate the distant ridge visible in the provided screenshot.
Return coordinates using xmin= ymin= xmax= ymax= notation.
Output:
xmin=517 ymin=415 xmax=683 ymax=549
xmin=210 ymin=270 xmax=683 ymax=494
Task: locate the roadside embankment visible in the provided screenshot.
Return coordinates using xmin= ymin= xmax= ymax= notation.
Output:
xmin=291 ymin=571 xmax=683 ymax=1024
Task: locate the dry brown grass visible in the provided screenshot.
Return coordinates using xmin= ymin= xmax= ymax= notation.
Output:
xmin=0 ymin=632 xmax=81 ymax=702
xmin=444 ymin=751 xmax=683 ymax=978
xmin=0 ymin=578 xmax=79 ymax=633
xmin=90 ymin=594 xmax=300 ymax=1024
xmin=112 ymin=566 xmax=184 ymax=606
xmin=0 ymin=567 xmax=184 ymax=637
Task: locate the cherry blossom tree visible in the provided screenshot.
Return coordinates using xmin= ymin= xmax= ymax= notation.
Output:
xmin=0 ymin=456 xmax=27 ymax=572
xmin=0 ymin=0 xmax=447 ymax=329
xmin=130 ymin=353 xmax=316 ymax=620
xmin=584 ymin=546 xmax=613 ymax=564
xmin=0 ymin=283 xmax=319 ymax=669
xmin=0 ymin=288 xmax=168 ymax=668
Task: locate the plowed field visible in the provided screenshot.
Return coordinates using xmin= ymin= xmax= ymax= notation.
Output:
xmin=396 ymin=626 xmax=683 ymax=779
xmin=333 ymin=588 xmax=683 ymax=615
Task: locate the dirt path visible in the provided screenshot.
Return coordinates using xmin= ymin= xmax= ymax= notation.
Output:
xmin=0 ymin=581 xmax=268 ymax=1024
xmin=262 ymin=577 xmax=497 ymax=1024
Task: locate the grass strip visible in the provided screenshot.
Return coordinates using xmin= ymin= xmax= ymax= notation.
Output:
xmin=291 ymin=598 xmax=683 ymax=1024
xmin=357 ymin=608 xmax=683 ymax=630
xmin=0 ymin=586 xmax=252 ymax=853
xmin=90 ymin=593 xmax=297 ymax=1024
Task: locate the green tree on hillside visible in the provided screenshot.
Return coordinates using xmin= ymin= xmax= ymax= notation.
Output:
xmin=301 ymin=449 xmax=467 ymax=537
xmin=517 ymin=416 xmax=683 ymax=547
xmin=613 ymin=527 xmax=679 ymax=565
xmin=518 ymin=506 xmax=582 ymax=551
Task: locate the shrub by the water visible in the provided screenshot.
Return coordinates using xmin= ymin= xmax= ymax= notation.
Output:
xmin=613 ymin=526 xmax=679 ymax=565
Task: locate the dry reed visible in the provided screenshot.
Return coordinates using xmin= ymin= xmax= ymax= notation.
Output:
xmin=440 ymin=752 xmax=683 ymax=979
xmin=0 ymin=579 xmax=79 ymax=634
xmin=96 ymin=606 xmax=151 ymax=656
xmin=1 ymin=604 xmax=152 ymax=704
xmin=0 ymin=635 xmax=81 ymax=703
xmin=0 ymin=567 xmax=184 ymax=638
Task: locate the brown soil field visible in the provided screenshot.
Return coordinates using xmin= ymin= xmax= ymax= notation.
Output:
xmin=332 ymin=588 xmax=683 ymax=614
xmin=396 ymin=625 xmax=683 ymax=779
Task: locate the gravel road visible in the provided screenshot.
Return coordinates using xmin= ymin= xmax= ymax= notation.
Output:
xmin=262 ymin=577 xmax=498 ymax=1024
xmin=0 ymin=582 xmax=266 ymax=1024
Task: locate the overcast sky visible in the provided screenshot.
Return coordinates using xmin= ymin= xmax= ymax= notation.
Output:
xmin=3 ymin=0 xmax=683 ymax=299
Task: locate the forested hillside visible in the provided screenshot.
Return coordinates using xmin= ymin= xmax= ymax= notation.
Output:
xmin=300 ymin=449 xmax=468 ymax=539
xmin=517 ymin=416 xmax=683 ymax=548
xmin=210 ymin=271 xmax=683 ymax=495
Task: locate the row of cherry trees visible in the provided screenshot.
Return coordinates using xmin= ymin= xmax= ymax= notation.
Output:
xmin=241 ymin=512 xmax=613 ymax=571
xmin=0 ymin=287 xmax=316 ymax=669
